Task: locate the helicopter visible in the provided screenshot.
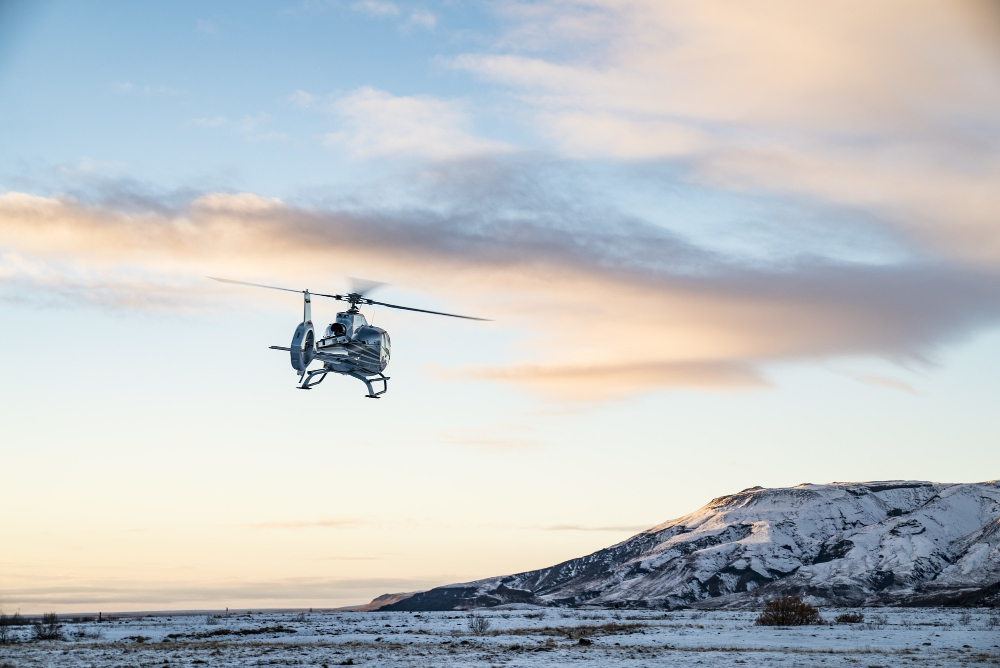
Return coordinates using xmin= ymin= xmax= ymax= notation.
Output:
xmin=209 ymin=277 xmax=489 ymax=398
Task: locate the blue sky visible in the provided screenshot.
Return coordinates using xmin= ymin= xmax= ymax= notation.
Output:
xmin=2 ymin=1 xmax=516 ymax=195
xmin=2 ymin=0 xmax=999 ymax=613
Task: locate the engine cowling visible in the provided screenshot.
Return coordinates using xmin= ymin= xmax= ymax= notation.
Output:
xmin=290 ymin=321 xmax=315 ymax=374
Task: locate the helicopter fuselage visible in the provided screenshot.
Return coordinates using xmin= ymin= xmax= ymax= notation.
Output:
xmin=314 ymin=311 xmax=391 ymax=375
xmin=281 ymin=295 xmax=392 ymax=396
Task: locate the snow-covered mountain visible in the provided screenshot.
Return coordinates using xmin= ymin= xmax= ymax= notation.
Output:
xmin=382 ymin=481 xmax=1000 ymax=610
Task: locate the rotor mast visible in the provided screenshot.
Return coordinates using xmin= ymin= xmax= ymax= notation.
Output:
xmin=344 ymin=293 xmax=367 ymax=314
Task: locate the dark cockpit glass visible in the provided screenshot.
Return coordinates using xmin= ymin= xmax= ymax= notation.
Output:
xmin=329 ymin=323 xmax=347 ymax=336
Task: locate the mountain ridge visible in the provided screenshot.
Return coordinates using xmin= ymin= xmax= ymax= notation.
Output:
xmin=380 ymin=480 xmax=1000 ymax=610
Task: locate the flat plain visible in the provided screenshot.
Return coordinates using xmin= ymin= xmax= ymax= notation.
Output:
xmin=2 ymin=607 xmax=999 ymax=667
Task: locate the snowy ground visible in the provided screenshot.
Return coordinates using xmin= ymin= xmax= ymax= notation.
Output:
xmin=2 ymin=607 xmax=999 ymax=667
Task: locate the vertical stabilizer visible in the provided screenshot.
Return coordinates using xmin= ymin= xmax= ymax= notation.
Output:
xmin=290 ymin=290 xmax=316 ymax=378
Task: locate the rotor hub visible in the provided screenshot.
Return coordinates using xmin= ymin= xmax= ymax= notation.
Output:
xmin=345 ymin=292 xmax=370 ymax=313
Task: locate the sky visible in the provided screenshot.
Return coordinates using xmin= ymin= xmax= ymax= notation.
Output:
xmin=1 ymin=0 xmax=999 ymax=614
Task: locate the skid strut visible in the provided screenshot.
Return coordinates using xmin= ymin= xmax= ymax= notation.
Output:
xmin=273 ymin=346 xmax=389 ymax=397
xmin=297 ymin=368 xmax=330 ymax=390
xmin=296 ymin=366 xmax=388 ymax=398
xmin=349 ymin=371 xmax=389 ymax=398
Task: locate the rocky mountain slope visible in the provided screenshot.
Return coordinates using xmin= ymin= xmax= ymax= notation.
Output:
xmin=381 ymin=481 xmax=1000 ymax=610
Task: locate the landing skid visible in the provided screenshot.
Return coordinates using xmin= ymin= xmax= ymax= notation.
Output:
xmin=297 ymin=366 xmax=389 ymax=398
xmin=271 ymin=345 xmax=389 ymax=397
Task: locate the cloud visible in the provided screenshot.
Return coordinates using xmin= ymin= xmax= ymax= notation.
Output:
xmin=347 ymin=1 xmax=435 ymax=31
xmin=250 ymin=519 xmax=363 ymax=529
xmin=234 ymin=112 xmax=289 ymax=141
xmin=407 ymin=8 xmax=436 ymax=30
xmin=321 ymin=87 xmax=509 ymax=159
xmin=113 ymin=82 xmax=184 ymax=96
xmin=450 ymin=0 xmax=1000 ymax=265
xmin=186 ymin=112 xmax=289 ymax=141
xmin=3 ymin=162 xmax=1000 ymax=400
xmin=346 ymin=1 xmax=434 ymax=31
xmin=351 ymin=0 xmax=399 ymax=18
xmin=53 ymin=157 xmax=121 ymax=175
xmin=472 ymin=361 xmax=768 ymax=401
xmin=288 ymin=89 xmax=317 ymax=108
xmin=0 ymin=251 xmax=214 ymax=312
xmin=0 ymin=575 xmax=444 ymax=609
xmin=853 ymin=374 xmax=920 ymax=395
xmin=280 ymin=0 xmax=340 ymax=16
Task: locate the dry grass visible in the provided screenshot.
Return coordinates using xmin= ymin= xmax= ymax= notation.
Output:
xmin=165 ymin=626 xmax=297 ymax=640
xmin=497 ymin=622 xmax=647 ymax=638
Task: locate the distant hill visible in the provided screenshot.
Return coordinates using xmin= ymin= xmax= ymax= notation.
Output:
xmin=379 ymin=481 xmax=1000 ymax=610
xmin=355 ymin=592 xmax=418 ymax=611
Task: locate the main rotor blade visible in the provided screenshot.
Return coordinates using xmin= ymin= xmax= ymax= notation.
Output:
xmin=208 ymin=277 xmax=347 ymax=301
xmin=367 ymin=299 xmax=491 ymax=321
xmin=208 ymin=276 xmax=304 ymax=294
xmin=348 ymin=276 xmax=386 ymax=297
xmin=208 ymin=276 xmax=489 ymax=319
